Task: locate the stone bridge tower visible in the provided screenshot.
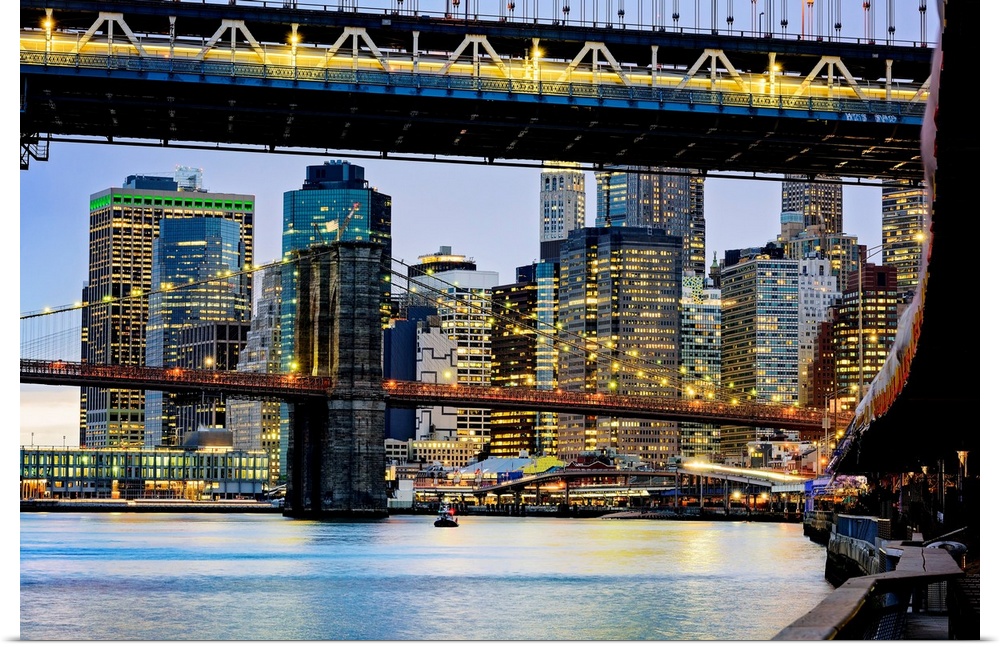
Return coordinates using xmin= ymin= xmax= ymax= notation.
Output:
xmin=284 ymin=241 xmax=388 ymax=519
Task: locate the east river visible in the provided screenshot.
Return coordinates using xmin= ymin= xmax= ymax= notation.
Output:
xmin=20 ymin=512 xmax=833 ymax=641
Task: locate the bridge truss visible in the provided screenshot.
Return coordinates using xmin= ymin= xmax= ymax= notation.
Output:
xmin=21 ymin=0 xmax=931 ymax=178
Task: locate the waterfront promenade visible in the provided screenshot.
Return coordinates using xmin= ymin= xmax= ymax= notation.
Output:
xmin=20 ymin=498 xmax=282 ymax=514
xmin=774 ymin=527 xmax=980 ymax=640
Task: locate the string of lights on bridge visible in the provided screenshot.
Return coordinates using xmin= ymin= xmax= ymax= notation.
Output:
xmin=22 ymin=245 xmax=767 ymax=408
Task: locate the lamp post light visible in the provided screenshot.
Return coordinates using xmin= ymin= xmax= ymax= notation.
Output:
xmin=289 ymin=25 xmax=299 ymax=69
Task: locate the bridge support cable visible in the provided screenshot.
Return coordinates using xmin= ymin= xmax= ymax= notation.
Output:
xmin=17 ymin=249 xmax=850 ymax=431
xmin=388 ymin=255 xmax=846 ymax=421
xmin=389 ymin=259 xmax=694 ymax=397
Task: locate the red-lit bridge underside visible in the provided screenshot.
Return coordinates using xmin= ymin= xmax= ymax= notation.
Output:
xmin=19 ymin=359 xmax=845 ymax=436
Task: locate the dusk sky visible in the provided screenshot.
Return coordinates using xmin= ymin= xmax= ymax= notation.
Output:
xmin=14 ymin=1 xmax=956 ymax=448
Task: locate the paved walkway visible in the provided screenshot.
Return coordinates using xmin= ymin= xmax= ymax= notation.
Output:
xmin=773 ymin=544 xmax=972 ymax=640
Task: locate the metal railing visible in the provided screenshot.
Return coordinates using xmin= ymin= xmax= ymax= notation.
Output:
xmin=773 ymin=540 xmax=964 ymax=640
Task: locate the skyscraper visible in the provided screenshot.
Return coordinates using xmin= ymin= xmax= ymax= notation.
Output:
xmin=80 ymin=174 xmax=254 ymax=448
xmin=405 ymin=246 xmax=477 ymax=311
xmin=595 ymin=167 xmax=706 ymax=274
xmin=490 ymin=262 xmax=560 ymax=458
xmin=281 ymin=159 xmax=392 ymax=370
xmin=781 ymin=230 xmax=859 ymax=294
xmin=781 ymin=174 xmax=843 ymax=236
xmin=720 ymin=253 xmax=800 ymax=461
xmin=145 ymin=217 xmax=251 ymax=447
xmin=796 ymin=257 xmax=840 ymax=407
xmin=557 ymin=226 xmax=683 ymax=467
xmin=881 ymin=181 xmax=929 ymax=303
xmin=836 ymin=260 xmax=899 ymax=406
xmin=678 ymin=273 xmax=721 ymax=459
xmin=175 ymin=321 xmax=249 ymax=443
xmin=539 ymin=162 xmax=586 ymax=263
xmin=414 ymin=267 xmax=499 ymax=450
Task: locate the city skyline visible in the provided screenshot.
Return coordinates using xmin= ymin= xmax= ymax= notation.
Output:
xmin=13 ymin=0 xmax=953 ymax=450
xmin=18 ymin=145 xmax=893 ymax=447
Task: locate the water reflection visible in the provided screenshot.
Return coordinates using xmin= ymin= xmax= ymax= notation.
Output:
xmin=21 ymin=513 xmax=832 ymax=640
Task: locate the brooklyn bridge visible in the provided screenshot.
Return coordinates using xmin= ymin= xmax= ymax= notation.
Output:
xmin=19 ymin=0 xmax=977 ymax=523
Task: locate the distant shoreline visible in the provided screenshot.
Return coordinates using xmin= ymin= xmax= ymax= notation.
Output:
xmin=20 ymin=499 xmax=283 ymax=514
xmin=20 ymin=499 xmax=798 ymax=522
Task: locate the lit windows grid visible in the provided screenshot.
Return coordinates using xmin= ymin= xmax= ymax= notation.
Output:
xmin=557 ymin=227 xmax=682 ymax=466
xmin=82 ymin=186 xmax=254 ymax=449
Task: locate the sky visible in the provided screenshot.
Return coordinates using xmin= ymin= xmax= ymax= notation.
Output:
xmin=12 ymin=0 xmax=955 ymax=450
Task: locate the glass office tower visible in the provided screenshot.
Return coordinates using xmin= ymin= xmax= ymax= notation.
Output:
xmin=145 ymin=217 xmax=250 ymax=447
xmin=557 ymin=226 xmax=683 ymax=468
xmin=720 ymin=254 xmax=800 ymax=461
xmin=280 ymin=159 xmax=392 ymax=373
xmin=595 ymin=167 xmax=705 ymax=275
xmin=881 ymin=181 xmax=929 ymax=303
xmin=81 ymin=175 xmax=254 ymax=448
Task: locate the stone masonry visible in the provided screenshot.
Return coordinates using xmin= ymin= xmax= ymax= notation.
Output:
xmin=284 ymin=241 xmax=388 ymax=519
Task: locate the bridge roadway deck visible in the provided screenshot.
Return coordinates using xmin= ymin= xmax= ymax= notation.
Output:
xmin=20 ymin=0 xmax=931 ymax=179
xmin=19 ymin=359 xmax=850 ymax=435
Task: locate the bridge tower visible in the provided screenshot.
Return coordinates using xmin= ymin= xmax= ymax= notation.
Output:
xmin=284 ymin=241 xmax=388 ymax=519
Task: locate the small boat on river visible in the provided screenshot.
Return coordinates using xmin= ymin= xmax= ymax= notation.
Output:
xmin=434 ymin=505 xmax=459 ymax=528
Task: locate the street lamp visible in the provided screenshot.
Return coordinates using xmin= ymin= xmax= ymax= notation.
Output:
xmin=288 ymin=25 xmax=299 ymax=69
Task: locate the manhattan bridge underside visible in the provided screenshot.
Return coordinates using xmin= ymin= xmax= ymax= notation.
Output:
xmin=20 ymin=0 xmax=932 ymax=179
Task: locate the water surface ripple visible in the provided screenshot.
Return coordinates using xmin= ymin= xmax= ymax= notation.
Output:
xmin=20 ymin=513 xmax=833 ymax=640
